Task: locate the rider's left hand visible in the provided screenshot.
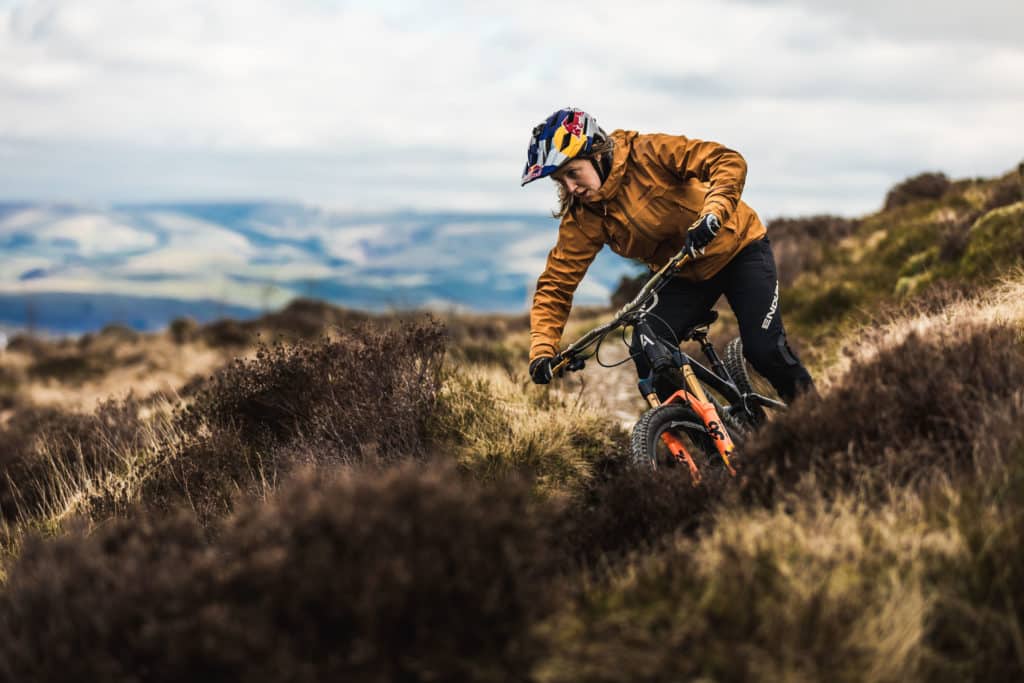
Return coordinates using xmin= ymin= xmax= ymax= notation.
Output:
xmin=685 ymin=213 xmax=721 ymax=257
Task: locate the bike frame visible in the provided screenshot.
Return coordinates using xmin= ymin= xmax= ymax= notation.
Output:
xmin=549 ymin=248 xmax=785 ymax=479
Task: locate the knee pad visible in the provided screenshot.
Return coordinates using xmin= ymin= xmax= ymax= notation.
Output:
xmin=776 ymin=336 xmax=800 ymax=366
xmin=744 ymin=334 xmax=799 ymax=374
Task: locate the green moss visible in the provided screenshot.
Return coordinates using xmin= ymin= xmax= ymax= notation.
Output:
xmin=899 ymin=247 xmax=939 ymax=278
xmin=895 ymin=271 xmax=937 ymax=298
xmin=786 ymin=279 xmax=866 ymax=329
xmin=960 ymin=202 xmax=1024 ymax=279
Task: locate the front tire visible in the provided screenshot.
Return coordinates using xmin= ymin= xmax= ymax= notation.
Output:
xmin=630 ymin=403 xmax=720 ymax=475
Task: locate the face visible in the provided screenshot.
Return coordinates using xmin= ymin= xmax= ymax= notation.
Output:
xmin=551 ymin=158 xmax=602 ymax=202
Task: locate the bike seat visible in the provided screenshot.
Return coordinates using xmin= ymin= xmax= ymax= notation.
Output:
xmin=680 ymin=310 xmax=718 ymax=340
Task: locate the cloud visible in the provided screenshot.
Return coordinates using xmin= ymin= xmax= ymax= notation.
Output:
xmin=0 ymin=0 xmax=1021 ymax=218
xmin=734 ymin=0 xmax=1024 ymax=47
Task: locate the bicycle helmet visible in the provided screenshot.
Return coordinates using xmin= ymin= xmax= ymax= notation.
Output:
xmin=520 ymin=107 xmax=606 ymax=186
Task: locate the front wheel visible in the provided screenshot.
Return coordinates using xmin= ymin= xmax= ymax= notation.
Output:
xmin=630 ymin=403 xmax=722 ymax=481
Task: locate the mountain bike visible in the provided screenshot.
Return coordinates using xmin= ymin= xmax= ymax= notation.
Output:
xmin=549 ymin=248 xmax=786 ymax=485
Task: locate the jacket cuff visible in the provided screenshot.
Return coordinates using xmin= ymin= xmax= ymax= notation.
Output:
xmin=702 ymin=202 xmax=726 ymax=223
xmin=529 ymin=342 xmax=558 ymax=362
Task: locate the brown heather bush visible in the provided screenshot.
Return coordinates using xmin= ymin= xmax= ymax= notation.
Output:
xmin=610 ymin=269 xmax=647 ymax=309
xmin=0 ymin=365 xmax=23 ymax=411
xmin=557 ymin=449 xmax=723 ymax=565
xmin=982 ymin=170 xmax=1023 ymax=213
xmin=138 ymin=425 xmax=265 ymax=524
xmin=0 ymin=464 xmax=558 ymax=682
xmin=0 ymin=398 xmax=147 ymax=521
xmin=738 ymin=323 xmax=1024 ymax=504
xmin=885 ymin=172 xmax=951 ymax=210
xmin=254 ymin=297 xmax=372 ymax=339
xmin=145 ymin=319 xmax=446 ymax=519
xmin=182 ymin=319 xmax=445 ymax=457
xmin=767 ymin=215 xmax=860 ymax=286
xmin=199 ymin=318 xmax=253 ymax=347
xmin=167 ymin=316 xmax=199 ymax=344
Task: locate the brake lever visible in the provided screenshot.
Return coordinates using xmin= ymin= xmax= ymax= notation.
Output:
xmin=549 ymin=353 xmax=586 ymax=377
xmin=567 ymin=356 xmax=586 ymax=372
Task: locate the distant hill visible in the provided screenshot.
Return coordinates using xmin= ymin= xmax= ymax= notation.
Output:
xmin=0 ymin=292 xmax=257 ymax=334
xmin=0 ymin=202 xmax=635 ymax=333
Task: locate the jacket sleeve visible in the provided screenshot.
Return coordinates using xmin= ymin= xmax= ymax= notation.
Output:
xmin=529 ymin=212 xmax=604 ymax=361
xmin=642 ymin=133 xmax=748 ymax=224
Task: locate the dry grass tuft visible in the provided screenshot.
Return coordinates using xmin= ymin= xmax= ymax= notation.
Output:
xmin=430 ymin=364 xmax=628 ymax=497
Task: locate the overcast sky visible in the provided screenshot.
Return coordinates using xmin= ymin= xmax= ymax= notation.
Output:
xmin=1 ymin=0 xmax=1021 ymax=219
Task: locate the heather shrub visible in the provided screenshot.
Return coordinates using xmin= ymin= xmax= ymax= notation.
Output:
xmin=982 ymin=170 xmax=1023 ymax=212
xmin=558 ymin=455 xmax=722 ymax=564
xmin=199 ymin=318 xmax=253 ymax=347
xmin=96 ymin=323 xmax=140 ymax=343
xmin=739 ymin=323 xmax=1024 ymax=504
xmin=138 ymin=425 xmax=267 ymax=524
xmin=183 ymin=319 xmax=445 ymax=458
xmin=0 ymin=464 xmax=558 ymax=682
xmin=610 ymin=269 xmax=647 ymax=309
xmin=26 ymin=348 xmax=118 ymax=383
xmin=254 ymin=297 xmax=371 ymax=339
xmin=167 ymin=316 xmax=199 ymax=344
xmin=885 ymin=172 xmax=951 ymax=210
xmin=767 ymin=215 xmax=860 ymax=286
xmin=0 ymin=398 xmax=147 ymax=521
xmin=147 ymin=320 xmax=446 ymax=518
xmin=0 ymin=365 xmax=23 ymax=411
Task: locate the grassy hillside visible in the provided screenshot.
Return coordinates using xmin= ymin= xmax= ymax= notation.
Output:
xmin=0 ymin=164 xmax=1022 ymax=681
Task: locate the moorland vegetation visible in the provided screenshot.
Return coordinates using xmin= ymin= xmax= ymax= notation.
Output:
xmin=0 ymin=165 xmax=1021 ymax=681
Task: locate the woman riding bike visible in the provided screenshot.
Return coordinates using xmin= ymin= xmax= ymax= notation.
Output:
xmin=522 ymin=107 xmax=815 ymax=402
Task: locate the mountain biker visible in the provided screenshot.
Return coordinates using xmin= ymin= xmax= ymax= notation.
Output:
xmin=522 ymin=107 xmax=815 ymax=402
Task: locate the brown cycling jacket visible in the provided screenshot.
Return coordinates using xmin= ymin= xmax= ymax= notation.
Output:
xmin=529 ymin=129 xmax=767 ymax=361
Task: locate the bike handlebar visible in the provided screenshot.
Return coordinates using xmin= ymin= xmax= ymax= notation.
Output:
xmin=550 ymin=248 xmax=695 ymax=375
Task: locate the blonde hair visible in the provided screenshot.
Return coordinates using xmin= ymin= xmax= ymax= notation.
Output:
xmin=551 ymin=137 xmax=615 ymax=218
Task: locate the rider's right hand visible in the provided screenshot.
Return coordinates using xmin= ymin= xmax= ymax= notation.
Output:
xmin=529 ymin=356 xmax=555 ymax=384
xmin=685 ymin=213 xmax=721 ymax=258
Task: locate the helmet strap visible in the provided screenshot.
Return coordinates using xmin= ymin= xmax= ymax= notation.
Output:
xmin=590 ymin=153 xmax=612 ymax=183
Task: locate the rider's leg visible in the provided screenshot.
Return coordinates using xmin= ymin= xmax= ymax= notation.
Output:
xmin=720 ymin=238 xmax=815 ymax=402
xmin=629 ymin=274 xmax=723 ymax=382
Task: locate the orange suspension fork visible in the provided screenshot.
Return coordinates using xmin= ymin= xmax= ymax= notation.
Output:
xmin=660 ymin=431 xmax=702 ymax=485
xmin=669 ymin=365 xmax=737 ymax=476
xmin=643 ymin=384 xmax=702 ymax=485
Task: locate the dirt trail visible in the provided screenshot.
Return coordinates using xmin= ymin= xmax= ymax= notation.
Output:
xmin=554 ymin=352 xmax=645 ymax=431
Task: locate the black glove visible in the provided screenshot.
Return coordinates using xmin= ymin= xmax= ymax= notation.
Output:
xmin=685 ymin=213 xmax=721 ymax=257
xmin=529 ymin=356 xmax=555 ymax=384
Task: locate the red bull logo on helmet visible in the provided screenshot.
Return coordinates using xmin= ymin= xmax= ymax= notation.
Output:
xmin=561 ymin=111 xmax=584 ymax=137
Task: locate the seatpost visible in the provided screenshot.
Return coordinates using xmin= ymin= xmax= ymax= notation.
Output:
xmin=691 ymin=329 xmax=730 ymax=381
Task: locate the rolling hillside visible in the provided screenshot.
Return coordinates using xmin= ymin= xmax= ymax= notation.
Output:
xmin=0 ymin=203 xmax=635 ymax=333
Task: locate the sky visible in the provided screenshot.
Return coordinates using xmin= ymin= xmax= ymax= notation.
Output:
xmin=0 ymin=0 xmax=1022 ymax=219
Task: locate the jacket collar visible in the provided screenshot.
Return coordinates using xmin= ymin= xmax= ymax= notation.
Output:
xmin=594 ymin=129 xmax=636 ymax=202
